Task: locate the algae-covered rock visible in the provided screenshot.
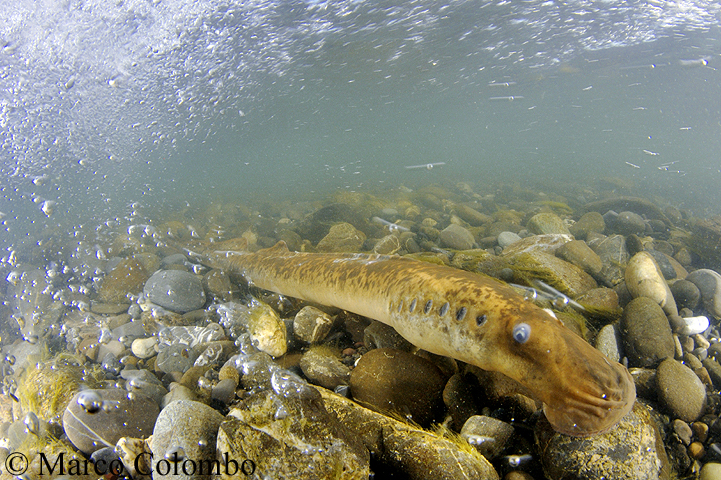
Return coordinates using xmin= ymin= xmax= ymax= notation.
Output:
xmin=99 ymin=258 xmax=149 ymax=304
xmin=500 ymin=234 xmax=572 ymax=257
xmin=620 ymin=297 xmax=675 ymax=367
xmin=216 ymin=373 xmax=369 ymax=480
xmin=217 ymin=299 xmax=287 ymax=357
xmin=316 ymin=222 xmax=366 ymax=252
xmin=625 ymin=252 xmax=679 ymax=319
xmin=527 ymin=212 xmax=571 ymax=235
xmin=535 ymin=402 xmax=670 ymax=480
xmin=506 ymin=249 xmax=597 ymax=297
xmin=569 ymin=211 xmax=605 ymax=239
xmin=317 ymin=387 xmax=499 ymax=480
xmin=17 ymin=354 xmax=102 ymax=422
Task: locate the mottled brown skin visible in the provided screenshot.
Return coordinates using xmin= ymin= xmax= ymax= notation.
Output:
xmin=202 ymin=241 xmax=636 ymax=436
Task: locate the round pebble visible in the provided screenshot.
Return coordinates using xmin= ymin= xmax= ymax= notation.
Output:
xmin=620 ymin=297 xmax=675 ymax=367
xmin=701 ymin=462 xmax=721 ymax=480
xmin=293 ymin=306 xmax=334 ymax=343
xmin=656 ymin=358 xmax=706 ymax=423
xmin=131 ymin=337 xmax=158 ymax=359
xmin=143 ymin=270 xmax=206 ymax=313
xmin=299 ymin=348 xmax=351 ymax=390
xmin=155 ymin=343 xmax=198 ymax=374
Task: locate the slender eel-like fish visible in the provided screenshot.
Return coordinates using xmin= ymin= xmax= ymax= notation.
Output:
xmin=196 ymin=240 xmax=636 ymax=436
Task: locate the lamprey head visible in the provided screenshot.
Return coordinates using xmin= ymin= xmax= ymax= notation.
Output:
xmin=481 ymin=303 xmax=636 ymax=436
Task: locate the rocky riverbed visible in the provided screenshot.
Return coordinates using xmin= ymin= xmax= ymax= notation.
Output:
xmin=2 ymin=179 xmax=721 ymax=480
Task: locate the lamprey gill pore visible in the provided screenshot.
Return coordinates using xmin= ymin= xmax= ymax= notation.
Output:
xmin=193 ymin=239 xmax=636 ymax=436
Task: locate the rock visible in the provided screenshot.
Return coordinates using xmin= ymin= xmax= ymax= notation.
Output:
xmin=100 ymin=258 xmax=150 ymax=304
xmin=318 ymin=387 xmax=499 ymax=480
xmin=620 ymin=297 xmax=675 ymax=367
xmin=680 ymin=316 xmax=710 ymax=336
xmin=453 ymin=204 xmax=492 ymax=226
xmin=203 ymin=269 xmax=235 ymax=302
xmin=575 ymin=287 xmax=621 ymax=322
xmin=556 ymin=240 xmax=603 ymax=277
xmin=7 ymin=268 xmax=58 ymax=338
xmin=500 ymin=234 xmax=573 ymax=257
xmin=536 ymin=402 xmax=670 ymax=480
xmin=671 ymin=279 xmax=701 ymax=311
xmin=363 ymin=320 xmax=414 ymax=351
xmin=701 ymin=462 xmax=721 ymax=480
xmin=689 ymin=216 xmax=721 ymax=270
xmin=505 ymin=249 xmax=597 ymax=297
xmin=299 ymin=347 xmax=351 ymax=390
xmin=121 ymin=368 xmax=168 ymax=405
xmin=614 ymin=211 xmax=647 ymax=236
xmin=211 ymin=378 xmax=237 ymax=404
xmin=625 ymin=252 xmax=679 ymax=319
xmin=442 ymin=372 xmax=484 ymax=430
xmin=143 ymin=270 xmax=206 ymax=313
xmin=687 ymin=269 xmax=721 ymax=319
xmin=316 ymin=222 xmax=367 ymax=252
xmin=373 ymin=234 xmax=402 ymax=254
xmin=297 ymin=204 xmax=369 ymax=244
xmin=460 ymin=415 xmax=514 ymax=460
xmin=216 ymin=300 xmax=287 ymax=357
xmin=497 ymin=231 xmax=522 ymax=248
xmin=151 ymin=400 xmax=225 ymax=480
xmin=588 ymin=234 xmax=629 ymax=287
xmin=569 ymin=212 xmax=605 ymax=239
xmin=63 ymin=389 xmax=159 ymax=455
xmin=131 ymin=337 xmax=158 ymax=359
xmin=672 ymin=419 xmax=693 ymax=445
xmin=646 ymin=250 xmax=678 ymax=280
xmin=439 ymin=224 xmax=475 ymax=250
xmin=584 ymin=196 xmax=671 ymax=224
xmin=350 ymin=348 xmax=447 ymax=426
xmin=217 ymin=372 xmax=369 ymax=479
xmin=293 ymin=306 xmax=334 ymax=343
xmin=527 ymin=212 xmax=570 ymax=235
xmin=156 ymin=343 xmax=198 ymax=374
xmin=595 ymin=324 xmax=622 ymax=363
xmin=656 ymin=358 xmax=706 ymax=423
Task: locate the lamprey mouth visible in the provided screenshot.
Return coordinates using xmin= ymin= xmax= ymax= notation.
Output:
xmin=541 ymin=360 xmax=636 ymax=436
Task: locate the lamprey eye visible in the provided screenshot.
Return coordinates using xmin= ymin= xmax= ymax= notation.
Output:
xmin=512 ymin=323 xmax=531 ymax=343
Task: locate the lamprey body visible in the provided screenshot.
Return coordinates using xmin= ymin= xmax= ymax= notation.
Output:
xmin=199 ymin=240 xmax=636 ymax=436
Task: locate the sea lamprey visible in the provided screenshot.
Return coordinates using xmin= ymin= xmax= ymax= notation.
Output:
xmin=194 ymin=240 xmax=636 ymax=436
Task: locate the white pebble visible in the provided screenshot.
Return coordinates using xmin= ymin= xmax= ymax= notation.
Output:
xmin=131 ymin=337 xmax=159 ymax=359
xmin=680 ymin=316 xmax=710 ymax=336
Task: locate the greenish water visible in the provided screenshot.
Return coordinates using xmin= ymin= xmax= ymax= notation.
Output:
xmin=1 ymin=0 xmax=721 ymax=258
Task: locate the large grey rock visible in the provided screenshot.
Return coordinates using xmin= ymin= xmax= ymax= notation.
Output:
xmin=63 ymin=389 xmax=158 ymax=455
xmin=144 ymin=270 xmax=206 ymax=313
